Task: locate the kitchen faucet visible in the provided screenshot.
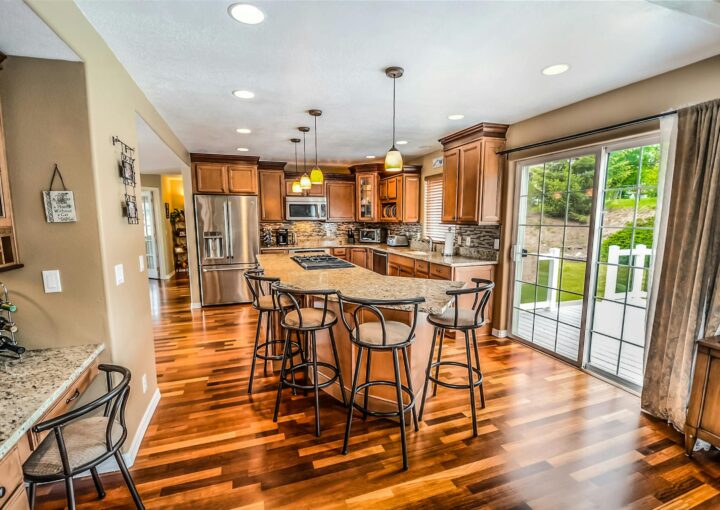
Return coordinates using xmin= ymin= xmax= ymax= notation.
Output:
xmin=422 ymin=236 xmax=434 ymax=253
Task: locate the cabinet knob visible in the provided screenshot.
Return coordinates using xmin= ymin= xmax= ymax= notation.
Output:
xmin=0 ymin=486 xmax=5 ymax=498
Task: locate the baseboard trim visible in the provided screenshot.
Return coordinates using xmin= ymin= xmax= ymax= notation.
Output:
xmin=95 ymin=387 xmax=161 ymax=474
xmin=159 ymin=270 xmax=176 ymax=280
xmin=190 ymin=301 xmax=202 ymax=309
xmin=492 ymin=328 xmax=508 ymax=338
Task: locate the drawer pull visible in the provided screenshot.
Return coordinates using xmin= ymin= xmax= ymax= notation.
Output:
xmin=0 ymin=486 xmax=5 ymax=498
xmin=66 ymin=388 xmax=80 ymax=404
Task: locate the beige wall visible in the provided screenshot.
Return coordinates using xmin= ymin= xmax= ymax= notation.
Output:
xmin=24 ymin=0 xmax=191 ymax=454
xmin=495 ymin=54 xmax=720 ymax=331
xmin=0 ymin=57 xmax=108 ymax=349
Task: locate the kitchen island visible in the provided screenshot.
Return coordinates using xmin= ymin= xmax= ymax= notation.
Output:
xmin=257 ymin=253 xmax=464 ymax=413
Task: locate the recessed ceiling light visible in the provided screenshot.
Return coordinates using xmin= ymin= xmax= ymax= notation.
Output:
xmin=232 ymin=90 xmax=255 ymax=99
xmin=448 ymin=114 xmax=464 ymax=120
xmin=236 ymin=128 xmax=252 ymax=134
xmin=542 ymin=64 xmax=570 ymax=76
xmin=366 ymin=155 xmax=375 ymax=159
xmin=228 ymin=3 xmax=265 ymax=25
xmin=237 ymin=147 xmax=249 ymax=152
xmin=396 ymin=140 xmax=408 ymax=145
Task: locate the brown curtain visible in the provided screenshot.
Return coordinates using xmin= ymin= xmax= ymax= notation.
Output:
xmin=642 ymin=99 xmax=720 ymax=430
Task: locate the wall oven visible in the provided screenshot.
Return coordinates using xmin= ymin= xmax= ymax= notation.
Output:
xmin=286 ymin=197 xmax=327 ymax=221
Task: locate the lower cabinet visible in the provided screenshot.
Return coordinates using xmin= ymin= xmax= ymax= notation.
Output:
xmin=331 ymin=247 xmax=348 ymax=260
xmin=349 ymin=248 xmax=370 ymax=269
xmin=686 ymin=337 xmax=720 ymax=455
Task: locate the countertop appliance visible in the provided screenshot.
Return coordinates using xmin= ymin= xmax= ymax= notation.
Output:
xmin=286 ymin=196 xmax=327 ymax=221
xmin=195 ymin=194 xmax=259 ymax=305
xmin=387 ymin=234 xmax=409 ymax=247
xmin=347 ymin=228 xmax=355 ymax=244
xmin=291 ymin=254 xmax=354 ymax=270
xmin=372 ymin=250 xmax=387 ymax=275
xmin=359 ymin=228 xmax=382 ymax=243
xmin=276 ymin=228 xmax=289 ymax=246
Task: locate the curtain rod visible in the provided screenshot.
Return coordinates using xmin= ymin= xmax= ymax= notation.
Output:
xmin=497 ymin=110 xmax=678 ymax=156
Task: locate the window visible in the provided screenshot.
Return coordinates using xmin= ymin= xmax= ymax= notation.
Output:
xmin=424 ymin=175 xmax=444 ymax=240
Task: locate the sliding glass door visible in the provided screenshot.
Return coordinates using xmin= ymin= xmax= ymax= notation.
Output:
xmin=510 ymin=136 xmax=661 ymax=387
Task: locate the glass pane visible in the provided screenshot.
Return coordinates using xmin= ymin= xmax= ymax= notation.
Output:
xmin=622 ymin=305 xmax=647 ymax=347
xmin=598 ymin=228 xmax=637 ymax=265
xmin=559 ymin=260 xmax=587 ymax=296
xmin=601 ymin=190 xmax=636 ymax=228
xmin=541 ymin=193 xmax=567 ymax=225
xmin=606 ymin=146 xmax=641 ymax=190
xmin=513 ymin=308 xmax=534 ymax=339
xmin=527 ymin=164 xmax=545 ymax=200
xmin=627 ymin=268 xmax=651 ymax=308
xmin=589 ymin=333 xmax=620 ymax=374
xmin=596 ymin=263 xmax=631 ymax=302
xmin=558 ymin=292 xmax=583 ymax=327
xmin=514 ymin=281 xmax=540 ymax=308
xmin=533 ymin=315 xmax=557 ymax=350
xmin=567 ymin=192 xmax=593 ymax=225
xmin=569 ymin=155 xmax=596 ymax=191
xmin=635 ymin=190 xmax=657 ymax=228
xmin=535 ymin=290 xmax=559 ymax=322
xmin=593 ymin=299 xmax=624 ymax=338
xmin=539 ymin=226 xmax=564 ymax=255
xmin=520 ymin=226 xmax=541 ymax=254
xmin=517 ymin=254 xmax=540 ymax=284
xmin=618 ymin=342 xmax=644 ymax=386
xmin=543 ymin=159 xmax=569 ymax=194
xmin=556 ymin=324 xmax=580 ymax=360
xmin=536 ymin=257 xmax=560 ymax=290
xmin=563 ymin=227 xmax=590 ymax=259
xmin=639 ymin=144 xmax=660 ymax=187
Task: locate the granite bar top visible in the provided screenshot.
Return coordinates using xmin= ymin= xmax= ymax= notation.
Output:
xmin=257 ymin=253 xmax=464 ymax=314
xmin=0 ymin=343 xmax=105 ymax=459
xmin=260 ymin=241 xmax=497 ymax=268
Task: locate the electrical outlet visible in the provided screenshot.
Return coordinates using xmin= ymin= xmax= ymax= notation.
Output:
xmin=115 ymin=264 xmax=124 ymax=285
xmin=142 ymin=373 xmax=148 ymax=394
xmin=138 ymin=255 xmax=145 ymax=272
xmin=494 ymin=238 xmax=500 ymax=250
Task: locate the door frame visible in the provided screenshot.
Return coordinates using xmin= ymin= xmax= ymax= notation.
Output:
xmin=141 ymin=187 xmax=168 ymax=279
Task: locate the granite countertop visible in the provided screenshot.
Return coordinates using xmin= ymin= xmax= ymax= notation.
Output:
xmin=0 ymin=344 xmax=105 ymax=459
xmin=260 ymin=241 xmax=497 ymax=267
xmin=257 ymin=253 xmax=464 ymax=314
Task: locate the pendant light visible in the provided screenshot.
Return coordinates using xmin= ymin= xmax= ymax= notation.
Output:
xmin=309 ymin=109 xmax=324 ymax=184
xmin=384 ymin=66 xmax=404 ymax=172
xmin=298 ymin=126 xmax=311 ymax=189
xmin=290 ymin=138 xmax=302 ymax=193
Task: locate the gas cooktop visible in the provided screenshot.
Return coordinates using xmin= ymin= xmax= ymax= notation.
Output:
xmin=291 ymin=254 xmax=354 ymax=270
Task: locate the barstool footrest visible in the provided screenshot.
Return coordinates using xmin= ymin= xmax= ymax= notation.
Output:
xmin=351 ymin=380 xmax=416 ymax=417
xmin=255 ymin=340 xmax=301 ymax=362
xmin=428 ymin=360 xmax=483 ymax=390
xmin=281 ymin=361 xmax=340 ymax=391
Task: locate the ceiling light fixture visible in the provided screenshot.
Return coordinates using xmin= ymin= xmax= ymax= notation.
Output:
xmin=308 ymin=109 xmax=324 ymax=185
xmin=232 ymin=90 xmax=255 ymax=99
xmin=228 ymin=3 xmax=265 ymax=24
xmin=384 ymin=66 xmax=404 ymax=172
xmin=448 ymin=114 xmax=464 ymax=120
xmin=396 ymin=140 xmax=408 ymax=145
xmin=298 ymin=126 xmax=311 ymax=190
xmin=542 ymin=63 xmax=570 ymax=76
xmin=290 ymin=138 xmax=302 ymax=193
xmin=236 ymin=147 xmax=249 ymax=152
xmin=236 ymin=128 xmax=252 ymax=134
xmin=366 ymin=155 xmax=375 ymax=159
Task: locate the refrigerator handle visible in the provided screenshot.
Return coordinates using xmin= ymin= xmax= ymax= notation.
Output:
xmin=227 ymin=199 xmax=235 ymax=259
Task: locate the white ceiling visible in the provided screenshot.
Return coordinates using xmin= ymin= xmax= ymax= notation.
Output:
xmin=136 ymin=115 xmax=188 ymax=174
xmin=0 ymin=0 xmax=79 ymax=61
xmin=76 ymin=1 xmax=720 ymax=165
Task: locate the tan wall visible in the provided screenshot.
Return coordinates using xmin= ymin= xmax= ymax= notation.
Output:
xmin=26 ymin=0 xmax=191 ymax=453
xmin=0 ymin=57 xmax=108 ymax=350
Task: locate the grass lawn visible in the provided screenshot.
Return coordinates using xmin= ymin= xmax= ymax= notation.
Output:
xmin=519 ymin=259 xmax=586 ymax=305
xmin=604 ymin=196 xmax=656 ymax=211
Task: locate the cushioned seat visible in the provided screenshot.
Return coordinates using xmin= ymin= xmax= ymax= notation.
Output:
xmin=24 ymin=416 xmax=123 ymax=477
xmin=353 ymin=321 xmax=412 ymax=346
xmin=427 ymin=308 xmax=482 ymax=329
xmin=283 ymin=308 xmax=336 ymax=328
xmin=256 ymin=294 xmax=292 ymax=311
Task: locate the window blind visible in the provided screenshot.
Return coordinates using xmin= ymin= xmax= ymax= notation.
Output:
xmin=424 ymin=175 xmax=445 ymax=241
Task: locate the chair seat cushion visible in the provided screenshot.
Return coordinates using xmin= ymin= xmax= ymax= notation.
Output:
xmin=24 ymin=416 xmax=123 ymax=478
xmin=353 ymin=320 xmax=412 ymax=346
xmin=256 ymin=294 xmax=293 ymax=310
xmin=428 ymin=309 xmax=482 ymax=328
xmin=283 ymin=308 xmax=336 ymax=328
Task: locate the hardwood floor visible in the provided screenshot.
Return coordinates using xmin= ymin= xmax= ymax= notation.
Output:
xmin=36 ymin=276 xmax=720 ymax=509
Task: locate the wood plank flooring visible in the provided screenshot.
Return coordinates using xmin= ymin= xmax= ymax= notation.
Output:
xmin=35 ymin=276 xmax=720 ymax=509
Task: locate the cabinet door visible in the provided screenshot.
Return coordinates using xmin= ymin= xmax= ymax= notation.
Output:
xmin=379 ymin=180 xmax=388 ymax=201
xmin=356 ymin=173 xmax=378 ymax=222
xmin=259 ymin=170 xmax=284 ymax=221
xmin=227 ymin=164 xmax=258 ymax=194
xmin=457 ymin=142 xmax=481 ymax=223
xmin=326 ymin=182 xmax=356 ymax=222
xmin=350 ymin=248 xmax=368 ymax=268
xmin=386 ymin=176 xmax=398 ymax=200
xmin=387 ymin=262 xmax=399 ymax=276
xmin=442 ymin=149 xmax=459 ymax=222
xmin=195 ymin=164 xmax=227 ymax=193
xmin=307 ymin=182 xmax=325 ymax=196
xmin=402 ymin=175 xmax=420 ymax=223
xmin=480 ymin=139 xmax=504 ymax=223
xmin=285 ymin=178 xmax=304 ymax=197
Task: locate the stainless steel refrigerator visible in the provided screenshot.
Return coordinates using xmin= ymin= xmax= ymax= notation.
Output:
xmin=195 ymin=194 xmax=259 ymax=305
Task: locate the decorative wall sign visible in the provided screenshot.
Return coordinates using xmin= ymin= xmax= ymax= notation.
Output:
xmin=113 ymin=136 xmax=139 ymax=224
xmin=432 ymin=156 xmax=444 ymax=169
xmin=42 ymin=164 xmax=77 ymax=223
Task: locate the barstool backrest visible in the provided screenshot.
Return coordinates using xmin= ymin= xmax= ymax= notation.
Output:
xmin=446 ymin=278 xmax=494 ymax=329
xmin=336 ymin=293 xmax=425 ymax=347
xmin=245 ymin=270 xmax=280 ymax=309
xmin=273 ymin=283 xmax=337 ymax=330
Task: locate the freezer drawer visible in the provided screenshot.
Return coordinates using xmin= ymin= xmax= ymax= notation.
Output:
xmin=200 ymin=265 xmax=255 ymax=305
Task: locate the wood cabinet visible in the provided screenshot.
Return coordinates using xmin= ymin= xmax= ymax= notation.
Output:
xmin=686 ymin=336 xmax=720 ymax=456
xmin=259 ymin=170 xmax=285 ymax=222
xmin=192 ymin=156 xmax=259 ymax=195
xmin=356 ymin=172 xmax=379 ymax=222
xmin=0 ymin=101 xmax=19 ymax=270
xmin=326 ymin=181 xmax=355 ymax=222
xmin=388 ymin=254 xmax=415 ymax=277
xmin=332 ymin=247 xmax=348 ymax=260
xmin=380 ymin=174 xmax=420 ymax=223
xmin=285 ymin=178 xmax=324 ymax=197
xmin=350 ymin=248 xmax=370 ymax=269
xmin=439 ymin=123 xmax=507 ymax=224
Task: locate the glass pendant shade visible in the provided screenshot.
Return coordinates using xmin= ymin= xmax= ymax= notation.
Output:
xmin=385 ymin=146 xmax=403 ymax=172
xmin=310 ymin=166 xmax=324 ymax=184
xmin=291 ymin=179 xmax=302 ymax=193
xmin=300 ymin=173 xmax=312 ymax=189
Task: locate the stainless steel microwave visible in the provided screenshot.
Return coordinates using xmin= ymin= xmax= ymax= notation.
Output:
xmin=359 ymin=228 xmax=382 ymax=243
xmin=285 ymin=196 xmax=327 ymax=221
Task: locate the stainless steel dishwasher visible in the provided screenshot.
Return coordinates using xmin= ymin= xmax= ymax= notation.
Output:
xmin=372 ymin=250 xmax=387 ymax=275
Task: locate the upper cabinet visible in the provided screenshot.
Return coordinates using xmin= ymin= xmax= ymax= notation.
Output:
xmin=356 ymin=171 xmax=379 ymax=222
xmin=326 ymin=181 xmax=356 ymax=222
xmin=285 ymin=177 xmax=324 ymax=197
xmin=0 ymin=101 xmax=19 ymax=270
xmin=259 ymin=169 xmax=285 ymax=222
xmin=379 ymin=173 xmax=420 ymax=223
xmin=191 ymin=154 xmax=260 ymax=195
xmin=438 ymin=123 xmax=508 ymax=224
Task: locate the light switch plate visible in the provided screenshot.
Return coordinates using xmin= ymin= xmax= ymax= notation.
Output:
xmin=494 ymin=238 xmax=500 ymax=250
xmin=42 ymin=270 xmax=62 ymax=293
xmin=115 ymin=264 xmax=124 ymax=285
xmin=138 ymin=255 xmax=145 ymax=272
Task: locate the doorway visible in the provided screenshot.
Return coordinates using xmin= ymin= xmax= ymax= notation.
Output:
xmin=141 ymin=189 xmax=160 ymax=279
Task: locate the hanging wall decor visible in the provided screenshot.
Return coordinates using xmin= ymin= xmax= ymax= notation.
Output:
xmin=112 ymin=136 xmax=139 ymax=224
xmin=42 ymin=164 xmax=77 ymax=223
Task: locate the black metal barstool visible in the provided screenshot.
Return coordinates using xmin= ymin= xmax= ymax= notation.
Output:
xmin=336 ymin=293 xmax=425 ymax=471
xmin=23 ymin=365 xmax=144 ymax=510
xmin=419 ymin=279 xmax=494 ymax=437
xmin=244 ymin=270 xmax=300 ymax=393
xmin=272 ymin=285 xmax=347 ymax=437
